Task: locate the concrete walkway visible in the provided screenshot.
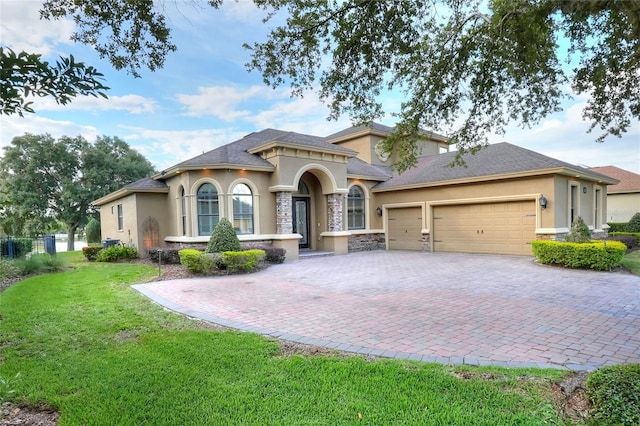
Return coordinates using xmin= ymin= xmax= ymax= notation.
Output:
xmin=133 ymin=251 xmax=640 ymax=371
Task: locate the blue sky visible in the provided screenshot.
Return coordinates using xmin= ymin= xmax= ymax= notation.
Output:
xmin=1 ymin=0 xmax=639 ymax=174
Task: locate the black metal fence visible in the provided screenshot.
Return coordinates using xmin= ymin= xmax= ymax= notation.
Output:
xmin=0 ymin=235 xmax=57 ymax=259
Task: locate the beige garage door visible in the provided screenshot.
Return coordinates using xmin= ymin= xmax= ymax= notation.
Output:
xmin=388 ymin=207 xmax=423 ymax=250
xmin=433 ymin=201 xmax=536 ymax=255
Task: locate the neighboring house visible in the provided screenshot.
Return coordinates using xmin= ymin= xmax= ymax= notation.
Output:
xmin=588 ymin=166 xmax=640 ymax=223
xmin=93 ymin=123 xmax=617 ymax=259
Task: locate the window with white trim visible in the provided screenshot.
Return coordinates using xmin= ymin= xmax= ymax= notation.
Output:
xmin=197 ymin=183 xmax=219 ymax=236
xmin=180 ymin=187 xmax=187 ymax=236
xmin=347 ymin=185 xmax=365 ymax=230
xmin=117 ymin=204 xmax=124 ymax=231
xmin=232 ymin=183 xmax=253 ymax=234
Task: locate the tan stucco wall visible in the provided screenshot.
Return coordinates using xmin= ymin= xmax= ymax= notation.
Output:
xmin=164 ymin=169 xmax=277 ymax=238
xmin=606 ymin=193 xmax=640 ymax=222
xmin=135 ymin=193 xmax=171 ymax=249
xmin=265 ymin=154 xmax=349 ymax=193
xmin=552 ymin=177 xmax=609 ymax=230
xmin=98 ymin=194 xmax=139 ymax=246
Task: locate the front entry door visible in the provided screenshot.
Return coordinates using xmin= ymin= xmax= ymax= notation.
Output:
xmin=293 ymin=197 xmax=310 ymax=249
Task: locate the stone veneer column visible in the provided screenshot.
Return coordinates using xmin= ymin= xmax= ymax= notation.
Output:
xmin=276 ymin=191 xmax=293 ymax=234
xmin=327 ymin=193 xmax=344 ymax=232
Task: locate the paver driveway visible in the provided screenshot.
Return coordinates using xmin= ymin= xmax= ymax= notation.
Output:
xmin=134 ymin=251 xmax=640 ymax=370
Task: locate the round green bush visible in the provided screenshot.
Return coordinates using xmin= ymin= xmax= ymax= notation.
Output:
xmin=625 ymin=212 xmax=640 ymax=232
xmin=206 ymin=218 xmax=241 ymax=253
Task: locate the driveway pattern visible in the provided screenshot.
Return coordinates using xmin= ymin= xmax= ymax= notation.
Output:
xmin=133 ymin=251 xmax=640 ymax=370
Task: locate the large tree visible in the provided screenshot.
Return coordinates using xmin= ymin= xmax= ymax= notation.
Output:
xmin=22 ymin=1 xmax=640 ymax=171
xmin=0 ymin=134 xmax=155 ymax=250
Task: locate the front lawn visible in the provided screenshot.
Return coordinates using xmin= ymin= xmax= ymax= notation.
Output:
xmin=621 ymin=250 xmax=640 ymax=275
xmin=0 ymin=252 xmax=616 ymax=424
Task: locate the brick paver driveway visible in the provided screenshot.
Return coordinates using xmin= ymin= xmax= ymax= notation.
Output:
xmin=134 ymin=251 xmax=640 ymax=370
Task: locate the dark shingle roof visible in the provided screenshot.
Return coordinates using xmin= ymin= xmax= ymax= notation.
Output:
xmin=174 ymin=129 xmax=355 ymax=170
xmin=124 ymin=176 xmax=168 ymax=190
xmin=374 ymin=142 xmax=615 ymax=189
xmin=347 ymin=157 xmax=391 ymax=180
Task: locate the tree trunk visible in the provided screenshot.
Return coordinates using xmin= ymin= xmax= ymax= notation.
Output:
xmin=67 ymin=225 xmax=77 ymax=251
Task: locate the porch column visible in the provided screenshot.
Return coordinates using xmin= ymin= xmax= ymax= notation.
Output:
xmin=276 ymin=191 xmax=293 ymax=234
xmin=327 ymin=193 xmax=344 ymax=232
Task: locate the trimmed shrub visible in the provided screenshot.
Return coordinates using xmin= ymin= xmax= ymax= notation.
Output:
xmin=532 ymin=240 xmax=626 ymax=271
xmin=96 ymin=245 xmax=138 ymax=262
xmin=82 ymin=246 xmax=103 ymax=261
xmin=625 ymin=212 xmax=640 ymax=232
xmin=222 ymin=249 xmax=265 ymax=273
xmin=263 ymin=246 xmax=286 ymax=264
xmin=607 ymin=233 xmax=639 ymax=249
xmin=147 ymin=248 xmax=181 ymax=264
xmin=565 ymin=216 xmax=591 ymax=243
xmin=607 ymin=222 xmax=628 ymax=233
xmin=85 ymin=218 xmax=101 ymax=244
xmin=206 ymin=218 xmax=241 ymax=253
xmin=587 ymin=364 xmax=640 ymax=426
xmin=178 ymin=249 xmax=215 ymax=274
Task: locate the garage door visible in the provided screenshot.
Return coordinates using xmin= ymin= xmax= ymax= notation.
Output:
xmin=388 ymin=207 xmax=423 ymax=250
xmin=433 ymin=201 xmax=536 ymax=255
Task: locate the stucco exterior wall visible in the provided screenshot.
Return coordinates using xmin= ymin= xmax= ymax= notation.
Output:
xmin=606 ymin=193 xmax=640 ymax=222
xmin=98 ymin=194 xmax=139 ymax=246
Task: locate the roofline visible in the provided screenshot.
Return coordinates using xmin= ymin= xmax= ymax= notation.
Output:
xmin=247 ymin=140 xmax=357 ymax=157
xmin=372 ymin=166 xmax=618 ymax=193
xmin=327 ymin=127 xmax=450 ymax=144
xmin=607 ymin=189 xmax=640 ymax=194
xmin=347 ymin=173 xmax=390 ymax=182
xmin=153 ymin=163 xmax=275 ymax=179
xmin=92 ymin=187 xmax=169 ymax=206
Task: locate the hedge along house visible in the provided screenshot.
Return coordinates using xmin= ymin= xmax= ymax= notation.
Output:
xmin=92 ymin=123 xmax=617 ymax=260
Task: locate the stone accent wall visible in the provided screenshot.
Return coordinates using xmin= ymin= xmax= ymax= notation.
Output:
xmin=276 ymin=191 xmax=293 ymax=234
xmin=327 ymin=193 xmax=343 ymax=232
xmin=348 ymin=233 xmax=385 ymax=252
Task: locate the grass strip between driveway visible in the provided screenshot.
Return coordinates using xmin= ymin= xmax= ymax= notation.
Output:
xmin=1 ymin=252 xmax=574 ymax=425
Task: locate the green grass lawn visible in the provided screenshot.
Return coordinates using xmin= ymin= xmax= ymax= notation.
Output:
xmin=621 ymin=250 xmax=640 ymax=275
xmin=0 ymin=252 xmax=578 ymax=424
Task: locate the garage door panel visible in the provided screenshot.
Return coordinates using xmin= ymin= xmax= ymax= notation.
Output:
xmin=388 ymin=207 xmax=423 ymax=251
xmin=433 ymin=201 xmax=536 ymax=256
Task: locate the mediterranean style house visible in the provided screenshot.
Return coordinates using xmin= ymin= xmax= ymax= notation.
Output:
xmin=588 ymin=166 xmax=640 ymax=223
xmin=93 ymin=123 xmax=617 ymax=260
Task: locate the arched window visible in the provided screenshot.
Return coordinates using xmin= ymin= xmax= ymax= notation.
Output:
xmin=197 ymin=183 xmax=219 ymax=236
xmin=347 ymin=185 xmax=365 ymax=230
xmin=232 ymin=183 xmax=253 ymax=234
xmin=180 ymin=187 xmax=187 ymax=236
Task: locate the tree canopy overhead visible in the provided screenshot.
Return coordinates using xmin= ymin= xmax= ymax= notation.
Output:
xmin=244 ymin=0 xmax=640 ymax=171
xmin=13 ymin=0 xmax=640 ymax=172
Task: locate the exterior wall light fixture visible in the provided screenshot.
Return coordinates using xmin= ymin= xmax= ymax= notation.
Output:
xmin=539 ymin=195 xmax=548 ymax=210
xmin=376 ymin=207 xmax=383 ymax=216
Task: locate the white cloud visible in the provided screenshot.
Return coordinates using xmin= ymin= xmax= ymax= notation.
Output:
xmin=0 ymin=0 xmax=75 ymax=55
xmin=0 ymin=114 xmax=99 ymax=152
xmin=492 ymin=98 xmax=640 ymax=173
xmin=121 ymin=126 xmax=248 ymax=171
xmin=176 ymin=85 xmax=280 ymax=120
xmin=32 ymin=94 xmax=158 ymax=114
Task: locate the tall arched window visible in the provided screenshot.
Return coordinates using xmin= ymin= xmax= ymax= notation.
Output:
xmin=232 ymin=183 xmax=253 ymax=234
xmin=347 ymin=185 xmax=365 ymax=230
xmin=197 ymin=183 xmax=219 ymax=236
xmin=180 ymin=187 xmax=187 ymax=236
